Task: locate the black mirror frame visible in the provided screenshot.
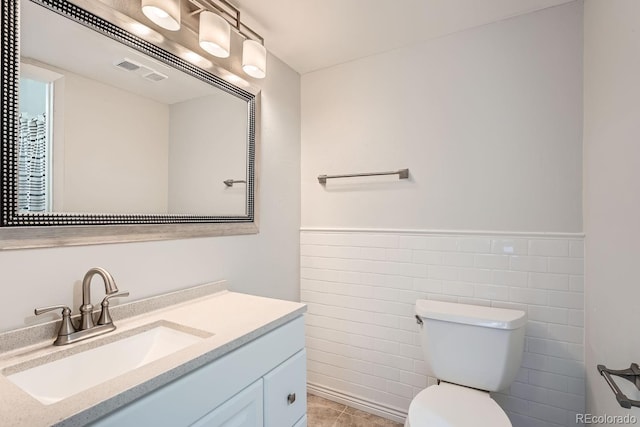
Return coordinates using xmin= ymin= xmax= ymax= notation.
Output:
xmin=1 ymin=0 xmax=256 ymax=228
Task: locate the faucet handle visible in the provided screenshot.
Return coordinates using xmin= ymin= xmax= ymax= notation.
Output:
xmin=97 ymin=291 xmax=129 ymax=326
xmin=34 ymin=305 xmax=77 ymax=338
xmin=35 ymin=304 xmax=70 ymax=316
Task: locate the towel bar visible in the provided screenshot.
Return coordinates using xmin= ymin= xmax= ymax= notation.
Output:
xmin=318 ymin=168 xmax=409 ymax=184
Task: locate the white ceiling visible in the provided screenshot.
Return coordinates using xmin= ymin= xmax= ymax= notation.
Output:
xmin=234 ymin=0 xmax=576 ymax=74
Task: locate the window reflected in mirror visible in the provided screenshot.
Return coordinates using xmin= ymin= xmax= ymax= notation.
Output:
xmin=18 ymin=72 xmax=53 ymax=213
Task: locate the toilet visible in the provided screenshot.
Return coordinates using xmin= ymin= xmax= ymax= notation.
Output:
xmin=406 ymin=299 xmax=527 ymax=427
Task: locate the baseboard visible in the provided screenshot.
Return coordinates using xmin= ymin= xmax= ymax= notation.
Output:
xmin=307 ymin=382 xmax=408 ymax=425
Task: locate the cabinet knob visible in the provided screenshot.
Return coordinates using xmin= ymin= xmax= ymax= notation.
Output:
xmin=287 ymin=393 xmax=296 ymax=405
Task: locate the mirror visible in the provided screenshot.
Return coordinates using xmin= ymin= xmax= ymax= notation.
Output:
xmin=1 ymin=0 xmax=257 ymax=238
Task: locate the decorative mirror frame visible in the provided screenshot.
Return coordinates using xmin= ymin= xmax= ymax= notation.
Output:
xmin=0 ymin=0 xmax=259 ymax=249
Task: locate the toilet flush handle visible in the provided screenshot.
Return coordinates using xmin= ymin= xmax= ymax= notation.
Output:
xmin=415 ymin=315 xmax=423 ymax=325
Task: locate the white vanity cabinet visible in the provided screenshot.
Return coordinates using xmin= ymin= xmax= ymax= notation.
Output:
xmin=91 ymin=317 xmax=306 ymax=427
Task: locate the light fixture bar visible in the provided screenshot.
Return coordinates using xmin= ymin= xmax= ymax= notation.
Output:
xmin=187 ymin=0 xmax=264 ymax=44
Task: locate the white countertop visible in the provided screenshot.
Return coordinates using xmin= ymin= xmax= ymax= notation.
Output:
xmin=0 ymin=284 xmax=306 ymax=426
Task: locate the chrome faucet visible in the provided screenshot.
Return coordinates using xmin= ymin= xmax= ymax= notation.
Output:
xmin=34 ymin=267 xmax=129 ymax=346
xmin=79 ymin=267 xmax=118 ymax=330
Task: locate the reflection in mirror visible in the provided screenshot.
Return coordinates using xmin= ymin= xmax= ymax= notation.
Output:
xmin=12 ymin=0 xmax=253 ymax=220
xmin=0 ymin=0 xmax=258 ymax=249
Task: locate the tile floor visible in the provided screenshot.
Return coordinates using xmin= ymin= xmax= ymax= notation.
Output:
xmin=307 ymin=393 xmax=404 ymax=427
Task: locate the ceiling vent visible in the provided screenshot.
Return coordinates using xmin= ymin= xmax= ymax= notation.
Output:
xmin=143 ymin=71 xmax=168 ymax=82
xmin=114 ymin=58 xmax=168 ymax=82
xmin=114 ymin=58 xmax=142 ymax=71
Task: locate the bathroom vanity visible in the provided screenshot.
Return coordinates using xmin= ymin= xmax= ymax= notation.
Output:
xmin=0 ymin=281 xmax=307 ymax=427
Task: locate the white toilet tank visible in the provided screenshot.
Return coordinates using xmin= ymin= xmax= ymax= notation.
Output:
xmin=415 ymin=299 xmax=527 ymax=392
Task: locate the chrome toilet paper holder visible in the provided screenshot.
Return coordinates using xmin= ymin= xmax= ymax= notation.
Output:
xmin=597 ymin=363 xmax=640 ymax=409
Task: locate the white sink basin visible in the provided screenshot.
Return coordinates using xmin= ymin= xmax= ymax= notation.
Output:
xmin=5 ymin=323 xmax=209 ymax=405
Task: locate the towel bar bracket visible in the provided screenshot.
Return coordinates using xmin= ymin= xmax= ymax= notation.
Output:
xmin=597 ymin=363 xmax=640 ymax=409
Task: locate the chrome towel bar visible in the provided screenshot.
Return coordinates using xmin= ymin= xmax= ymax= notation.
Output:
xmin=318 ymin=168 xmax=409 ymax=185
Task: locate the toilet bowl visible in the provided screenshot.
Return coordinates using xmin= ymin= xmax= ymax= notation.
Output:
xmin=404 ymin=382 xmax=511 ymax=427
xmin=406 ymin=300 xmax=526 ymax=427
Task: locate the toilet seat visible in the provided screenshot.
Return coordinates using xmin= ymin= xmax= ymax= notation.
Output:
xmin=406 ymin=382 xmax=511 ymax=427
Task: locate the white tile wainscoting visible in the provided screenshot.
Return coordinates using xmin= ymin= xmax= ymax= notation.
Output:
xmin=300 ymin=229 xmax=585 ymax=427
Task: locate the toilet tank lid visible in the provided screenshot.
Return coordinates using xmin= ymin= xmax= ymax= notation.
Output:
xmin=415 ymin=300 xmax=526 ymax=330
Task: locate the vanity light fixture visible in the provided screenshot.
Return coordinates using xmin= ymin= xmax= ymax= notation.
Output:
xmin=188 ymin=0 xmax=267 ymax=78
xmin=141 ymin=0 xmax=181 ymax=31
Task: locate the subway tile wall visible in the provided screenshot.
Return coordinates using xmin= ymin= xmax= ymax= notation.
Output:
xmin=301 ymin=230 xmax=585 ymax=427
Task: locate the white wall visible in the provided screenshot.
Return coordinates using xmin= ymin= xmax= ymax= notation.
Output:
xmin=301 ymin=3 xmax=583 ymax=233
xmin=168 ymin=93 xmax=247 ymax=215
xmin=0 ymin=53 xmax=301 ymax=332
xmin=583 ymin=0 xmax=640 ymax=420
xmin=301 ymin=3 xmax=585 ymax=427
xmin=62 ymin=71 xmax=169 ymax=214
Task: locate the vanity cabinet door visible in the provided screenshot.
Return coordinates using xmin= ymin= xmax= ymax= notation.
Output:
xmin=190 ymin=379 xmax=263 ymax=427
xmin=263 ymin=349 xmax=307 ymax=427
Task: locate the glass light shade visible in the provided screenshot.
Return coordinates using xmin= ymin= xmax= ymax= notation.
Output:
xmin=142 ymin=0 xmax=181 ymax=31
xmin=242 ymin=39 xmax=267 ymax=79
xmin=198 ymin=11 xmax=231 ymax=58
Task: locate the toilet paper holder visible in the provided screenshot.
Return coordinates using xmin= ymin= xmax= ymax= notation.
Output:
xmin=597 ymin=363 xmax=640 ymax=409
